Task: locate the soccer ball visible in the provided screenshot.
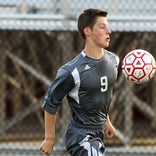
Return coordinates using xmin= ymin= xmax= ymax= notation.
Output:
xmin=122 ymin=49 xmax=156 ymax=84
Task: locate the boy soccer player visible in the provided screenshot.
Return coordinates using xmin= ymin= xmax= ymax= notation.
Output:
xmin=40 ymin=8 xmax=119 ymax=156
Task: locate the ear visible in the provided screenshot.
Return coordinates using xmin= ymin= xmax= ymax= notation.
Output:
xmin=83 ymin=27 xmax=91 ymax=37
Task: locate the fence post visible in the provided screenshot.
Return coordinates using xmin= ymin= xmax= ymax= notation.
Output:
xmin=124 ymin=81 xmax=133 ymax=147
xmin=0 ymin=50 xmax=6 ymax=123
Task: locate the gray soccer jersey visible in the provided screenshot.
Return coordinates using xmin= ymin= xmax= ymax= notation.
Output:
xmin=42 ymin=50 xmax=119 ymax=126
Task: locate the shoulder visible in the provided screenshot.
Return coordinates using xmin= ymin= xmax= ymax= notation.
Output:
xmin=105 ymin=50 xmax=120 ymax=66
xmin=61 ymin=52 xmax=85 ymax=71
xmin=56 ymin=52 xmax=85 ymax=77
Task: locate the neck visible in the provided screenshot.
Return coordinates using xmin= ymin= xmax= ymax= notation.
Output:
xmin=84 ymin=46 xmax=104 ymax=59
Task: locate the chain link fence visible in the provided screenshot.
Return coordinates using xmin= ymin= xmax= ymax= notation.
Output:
xmin=0 ymin=0 xmax=156 ymax=156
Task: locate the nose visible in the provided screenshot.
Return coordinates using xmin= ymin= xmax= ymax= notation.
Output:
xmin=106 ymin=25 xmax=111 ymax=34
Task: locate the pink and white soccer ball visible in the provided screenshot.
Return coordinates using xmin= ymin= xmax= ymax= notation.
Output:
xmin=122 ymin=49 xmax=156 ymax=84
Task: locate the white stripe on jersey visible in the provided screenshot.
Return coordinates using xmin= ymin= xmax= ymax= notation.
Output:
xmin=68 ymin=68 xmax=80 ymax=104
xmin=81 ymin=51 xmax=86 ymax=57
xmin=79 ymin=135 xmax=103 ymax=156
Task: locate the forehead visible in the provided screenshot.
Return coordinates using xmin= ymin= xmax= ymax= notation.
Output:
xmin=95 ymin=16 xmax=108 ymax=25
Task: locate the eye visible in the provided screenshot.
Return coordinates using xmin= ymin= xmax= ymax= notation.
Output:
xmin=100 ymin=25 xmax=105 ymax=28
xmin=99 ymin=24 xmax=106 ymax=29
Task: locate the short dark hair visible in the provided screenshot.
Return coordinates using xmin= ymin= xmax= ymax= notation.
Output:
xmin=77 ymin=8 xmax=108 ymax=40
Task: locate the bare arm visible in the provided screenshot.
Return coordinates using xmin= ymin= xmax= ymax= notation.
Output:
xmin=40 ymin=111 xmax=56 ymax=155
xmin=105 ymin=115 xmax=116 ymax=138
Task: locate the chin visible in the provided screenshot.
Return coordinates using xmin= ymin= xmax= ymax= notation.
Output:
xmin=99 ymin=42 xmax=110 ymax=48
xmin=103 ymin=44 xmax=109 ymax=48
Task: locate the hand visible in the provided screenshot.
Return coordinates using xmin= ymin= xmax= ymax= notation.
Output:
xmin=105 ymin=122 xmax=116 ymax=139
xmin=40 ymin=138 xmax=55 ymax=155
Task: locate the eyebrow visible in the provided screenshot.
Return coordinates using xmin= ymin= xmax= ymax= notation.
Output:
xmin=98 ymin=23 xmax=108 ymax=26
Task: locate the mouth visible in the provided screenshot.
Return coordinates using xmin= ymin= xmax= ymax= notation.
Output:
xmin=106 ymin=37 xmax=110 ymax=42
